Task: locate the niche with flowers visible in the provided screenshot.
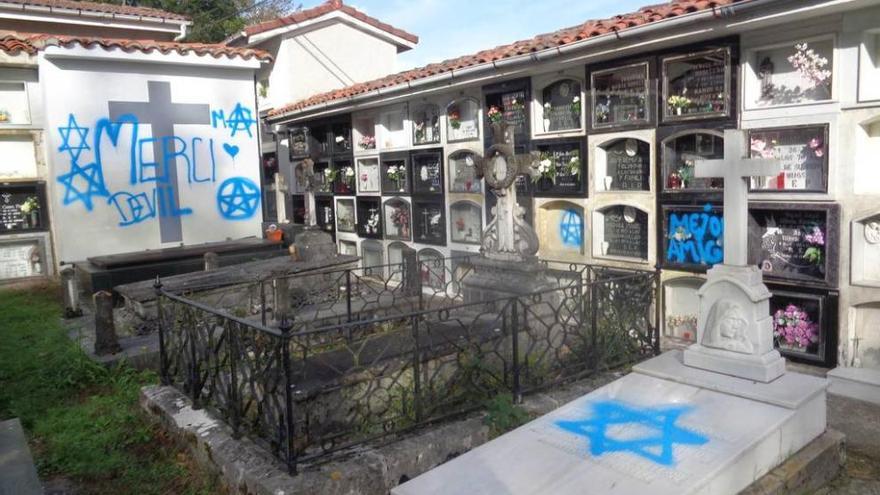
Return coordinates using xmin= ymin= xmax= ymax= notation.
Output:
xmin=411 ymin=149 xmax=443 ymax=195
xmin=412 ymin=199 xmax=446 ymax=245
xmin=331 ymin=157 xmax=356 ymax=194
xmin=448 ymin=150 xmax=482 ymax=194
xmin=449 ymin=200 xmax=482 ymax=245
xmin=747 ymin=202 xmax=839 ymax=287
xmin=383 ymin=197 xmax=411 ymax=241
xmin=356 ymin=156 xmax=380 ymax=194
xmin=380 ymin=153 xmax=410 ymax=195
xmin=749 ymin=39 xmax=834 ymax=108
xmin=537 ymin=78 xmax=583 ymax=134
xmin=411 ymin=102 xmax=441 ymax=146
xmin=356 ymin=197 xmax=382 ymax=239
xmin=748 ymin=125 xmax=828 ymax=192
xmin=446 ymin=97 xmax=480 ymax=143
xmin=531 ymin=140 xmax=585 ymax=196
xmin=767 ymin=285 xmax=837 ymax=367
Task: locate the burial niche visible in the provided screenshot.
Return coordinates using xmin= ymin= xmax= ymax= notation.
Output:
xmin=381 ymin=153 xmax=410 ymax=194
xmin=662 ymin=203 xmax=724 ymax=271
xmin=418 ymin=248 xmax=446 ymax=290
xmin=315 ymin=196 xmax=335 ymax=234
xmin=597 ymin=138 xmax=650 ymax=192
xmin=356 ymin=197 xmax=382 ymax=239
xmin=750 ymin=39 xmax=834 ymax=107
xmin=446 ymin=97 xmax=480 ymax=142
xmin=662 ymin=47 xmax=731 ymax=121
xmin=769 ymin=288 xmax=831 ymax=365
xmin=661 ymin=131 xmax=724 ymax=193
xmin=331 ymin=122 xmax=352 ymax=154
xmin=0 ymin=183 xmax=46 ymax=233
xmin=411 ymin=102 xmax=441 ymax=146
xmin=339 ymin=240 xmax=357 ymax=256
xmin=449 ymin=200 xmax=482 ymax=245
xmin=0 ymin=238 xmax=44 ymax=280
xmin=332 ymin=158 xmax=356 ymax=195
xmin=591 ymin=63 xmax=650 ymax=128
xmin=663 ymin=277 xmax=703 ymax=341
xmin=539 ymin=79 xmax=582 ymax=133
xmin=448 ymin=150 xmax=482 ymax=193
xmin=537 ymin=201 xmax=585 ymax=256
xmin=379 ymin=105 xmax=408 ymax=149
xmin=356 ymin=157 xmax=380 ymax=194
xmin=288 ymin=126 xmax=310 ymax=158
xmin=353 ymin=114 xmax=377 ymax=152
xmin=748 ymin=125 xmax=828 ymax=192
xmin=388 ymin=241 xmax=407 ymax=281
xmin=411 ymin=150 xmax=443 ymax=195
xmin=383 ymin=197 xmax=411 ymax=241
xmin=362 ymin=240 xmax=384 ymax=277
xmin=335 ymin=198 xmax=355 ymax=233
xmin=412 ymin=200 xmax=446 ymax=245
xmin=595 ymin=205 xmax=648 ymax=260
xmin=532 ymin=141 xmax=584 ymax=196
xmin=852 ymin=211 xmax=880 ymax=287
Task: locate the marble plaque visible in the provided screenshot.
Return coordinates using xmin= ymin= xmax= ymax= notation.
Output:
xmin=446 ymin=98 xmax=480 ymax=142
xmin=418 ymin=248 xmax=446 ymax=290
xmin=748 ymin=126 xmax=827 ymax=192
xmin=0 ymin=240 xmax=42 ymax=280
xmin=752 ymin=40 xmax=833 ymax=107
xmin=338 ymin=240 xmax=357 ymax=256
xmin=357 ymin=157 xmax=380 ymax=194
xmin=335 ymin=198 xmax=355 ymax=233
xmin=533 ymin=141 xmax=584 ymax=196
xmin=332 ymin=158 xmax=355 ymax=195
xmin=395 ymin=368 xmax=809 ymax=495
xmin=450 ymin=201 xmax=482 ymax=245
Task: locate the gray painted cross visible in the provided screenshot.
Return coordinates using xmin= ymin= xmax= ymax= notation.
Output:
xmin=109 ymin=81 xmax=210 ymax=244
xmin=694 ymin=130 xmax=782 ymax=266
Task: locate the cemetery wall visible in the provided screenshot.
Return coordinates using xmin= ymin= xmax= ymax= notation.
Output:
xmin=274 ymin=2 xmax=880 ymax=374
xmin=40 ymin=50 xmax=264 ymax=263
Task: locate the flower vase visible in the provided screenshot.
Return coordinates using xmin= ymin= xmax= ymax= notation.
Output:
xmin=397 ymin=177 xmax=404 ymax=192
xmin=29 ymin=211 xmax=38 ymax=228
xmin=778 ymin=342 xmax=808 ymax=353
xmin=490 ymin=122 xmax=504 ymax=141
xmin=675 ymin=107 xmax=683 ymax=116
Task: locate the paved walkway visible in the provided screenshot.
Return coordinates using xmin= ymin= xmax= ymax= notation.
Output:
xmin=0 ymin=418 xmax=42 ymax=495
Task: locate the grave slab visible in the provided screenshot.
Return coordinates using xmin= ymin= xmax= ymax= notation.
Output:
xmin=394 ymin=351 xmax=827 ymax=495
xmin=0 ymin=418 xmax=42 ymax=495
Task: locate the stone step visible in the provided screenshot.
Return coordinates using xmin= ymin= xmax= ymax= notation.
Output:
xmin=827 ymin=366 xmax=880 ymax=406
xmin=0 ymin=418 xmax=43 ymax=495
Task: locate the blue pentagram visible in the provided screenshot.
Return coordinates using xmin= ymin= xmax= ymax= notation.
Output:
xmin=556 ymin=400 xmax=708 ymax=467
xmin=57 ymin=114 xmax=91 ymax=162
xmin=56 ymin=161 xmax=109 ymax=211
xmin=225 ymin=103 xmax=255 ymax=138
xmin=216 ymin=177 xmax=260 ymax=220
xmin=560 ymin=209 xmax=583 ymax=247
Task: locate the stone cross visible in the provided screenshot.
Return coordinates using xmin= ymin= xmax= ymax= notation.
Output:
xmin=694 ymin=130 xmax=782 ymax=266
xmin=109 ymin=81 xmax=210 ymax=244
xmin=273 ymin=172 xmax=288 ymax=223
xmin=296 ymin=158 xmax=318 ymax=227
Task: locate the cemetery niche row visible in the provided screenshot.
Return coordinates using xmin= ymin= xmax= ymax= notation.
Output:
xmin=288 ymin=114 xmax=353 ymax=159
xmin=378 ymin=149 xmax=445 ymax=197
xmin=0 ymin=181 xmax=48 ymax=234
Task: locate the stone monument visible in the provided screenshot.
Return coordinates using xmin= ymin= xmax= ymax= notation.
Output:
xmin=461 ymin=123 xmax=552 ymax=301
xmin=396 ymin=130 xmax=828 ymax=495
xmin=682 ymin=131 xmax=786 ymax=382
xmin=292 ymin=158 xmax=337 ymax=263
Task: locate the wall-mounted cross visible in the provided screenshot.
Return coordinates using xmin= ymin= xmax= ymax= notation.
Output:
xmin=694 ymin=130 xmax=782 ymax=266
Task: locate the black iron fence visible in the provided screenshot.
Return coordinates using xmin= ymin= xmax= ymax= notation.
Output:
xmin=155 ymin=263 xmax=658 ymax=474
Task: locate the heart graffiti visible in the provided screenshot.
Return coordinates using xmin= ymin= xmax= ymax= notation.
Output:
xmin=223 ymin=143 xmax=240 ymax=159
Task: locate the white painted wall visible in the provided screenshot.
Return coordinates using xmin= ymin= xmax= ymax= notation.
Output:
xmin=260 ymin=21 xmax=398 ymax=107
xmin=41 ymin=55 xmax=263 ymax=262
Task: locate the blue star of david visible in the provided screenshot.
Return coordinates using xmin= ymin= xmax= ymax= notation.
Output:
xmin=57 ymin=114 xmax=91 ymax=162
xmin=560 ymin=209 xmax=583 ymax=247
xmin=556 ymin=400 xmax=708 ymax=467
xmin=56 ymin=161 xmax=109 ymax=211
xmin=225 ymin=103 xmax=255 ymax=138
xmin=217 ymin=177 xmax=260 ymax=220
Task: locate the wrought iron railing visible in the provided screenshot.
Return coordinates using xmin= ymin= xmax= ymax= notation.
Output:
xmin=155 ymin=264 xmax=659 ymax=474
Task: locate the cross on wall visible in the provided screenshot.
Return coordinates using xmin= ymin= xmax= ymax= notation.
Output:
xmin=694 ymin=130 xmax=783 ymax=267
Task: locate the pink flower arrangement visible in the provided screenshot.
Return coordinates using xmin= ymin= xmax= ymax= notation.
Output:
xmin=487 ymin=105 xmax=503 ymax=125
xmin=750 ymin=137 xmax=775 ymax=159
xmin=773 ymin=304 xmax=819 ymax=349
xmin=358 ymin=135 xmax=375 ymax=150
xmin=808 ymin=137 xmax=824 ymax=158
xmin=787 ymin=43 xmax=832 ymax=88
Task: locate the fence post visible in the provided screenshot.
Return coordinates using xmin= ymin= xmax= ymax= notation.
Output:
xmin=260 ymin=280 xmax=267 ymax=327
xmin=188 ymin=305 xmax=202 ymax=409
xmin=511 ymin=298 xmax=522 ymax=404
xmin=154 ymin=277 xmax=169 ymax=386
xmin=653 ymin=267 xmax=662 ymax=356
xmin=227 ymin=320 xmax=241 ymax=438
xmin=590 ymin=276 xmax=599 ymax=374
xmin=345 ymin=269 xmax=353 ymax=323
xmin=410 ymin=314 xmax=423 ymax=423
xmin=279 ymin=315 xmax=297 ymax=475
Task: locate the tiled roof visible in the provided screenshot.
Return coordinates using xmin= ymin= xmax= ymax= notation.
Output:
xmin=0 ymin=0 xmax=190 ymax=22
xmin=240 ymin=0 xmax=418 ymax=44
xmin=268 ymin=0 xmax=746 ymax=118
xmin=0 ymin=32 xmax=272 ymax=60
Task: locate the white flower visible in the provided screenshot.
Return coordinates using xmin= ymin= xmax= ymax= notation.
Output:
xmin=388 ymin=165 xmax=397 ymax=173
xmin=543 ymin=102 xmax=551 ymax=109
xmin=572 ymin=96 xmax=580 ymax=103
xmin=344 ymin=167 xmax=355 ymax=177
xmin=323 ymin=168 xmax=332 ymax=176
xmin=540 ymin=158 xmax=552 ymax=169
xmin=335 ymin=135 xmax=344 ymax=143
xmin=465 ymin=156 xmax=474 ymax=167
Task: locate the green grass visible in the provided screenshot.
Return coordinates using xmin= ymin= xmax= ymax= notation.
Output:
xmin=0 ymin=283 xmax=224 ymax=495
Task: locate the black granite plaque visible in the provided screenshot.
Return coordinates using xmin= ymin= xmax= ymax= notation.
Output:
xmin=541 ymin=79 xmax=581 ymax=132
xmin=767 ymin=285 xmax=837 ymax=367
xmin=315 ymin=197 xmax=335 ymax=236
xmin=663 ymin=48 xmax=731 ymax=120
xmin=603 ymin=138 xmax=650 ymax=191
xmin=533 ymin=141 xmax=584 ymax=196
xmin=412 ymin=150 xmax=443 ymax=195
xmin=592 ymin=63 xmax=649 ymax=128
xmin=1 ymin=183 xmax=46 ymax=233
xmin=413 ymin=200 xmax=446 ymax=245
xmin=380 ymin=153 xmax=410 ymax=195
xmin=748 ymin=202 xmax=839 ymax=287
xmin=356 ymin=197 xmax=382 ymax=239
xmin=289 ymin=126 xmax=309 ymax=158
xmin=331 ymin=122 xmax=352 ymax=154
xmin=332 ymin=158 xmax=356 ymax=195
xmin=313 ymin=160 xmax=332 ymax=195
xmin=602 ymin=205 xmax=648 ymax=259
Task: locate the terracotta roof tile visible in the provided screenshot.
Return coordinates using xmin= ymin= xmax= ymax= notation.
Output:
xmin=0 ymin=32 xmax=272 ymax=61
xmin=241 ymin=0 xmax=417 ymax=44
xmin=0 ymin=0 xmax=190 ymax=22
xmin=268 ymin=0 xmax=744 ymax=118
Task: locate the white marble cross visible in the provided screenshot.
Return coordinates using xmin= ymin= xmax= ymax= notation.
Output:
xmin=273 ymin=172 xmax=289 ymax=224
xmin=694 ymin=130 xmax=782 ymax=266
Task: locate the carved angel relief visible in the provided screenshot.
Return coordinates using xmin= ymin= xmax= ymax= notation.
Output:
xmin=702 ymin=300 xmax=754 ymax=354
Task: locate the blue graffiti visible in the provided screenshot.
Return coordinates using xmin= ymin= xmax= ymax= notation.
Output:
xmin=556 ymin=400 xmax=708 ymax=467
xmin=108 ymin=191 xmax=156 ymax=226
xmin=57 ymin=114 xmax=91 ymax=161
xmin=217 ymin=177 xmax=260 ymax=220
xmin=666 ymin=203 xmax=724 ymax=266
xmin=56 ymin=161 xmax=109 ymax=211
xmin=560 ymin=209 xmax=583 ymax=247
xmin=223 ymin=143 xmax=240 ymax=159
xmin=211 ymin=103 xmax=255 ymax=138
